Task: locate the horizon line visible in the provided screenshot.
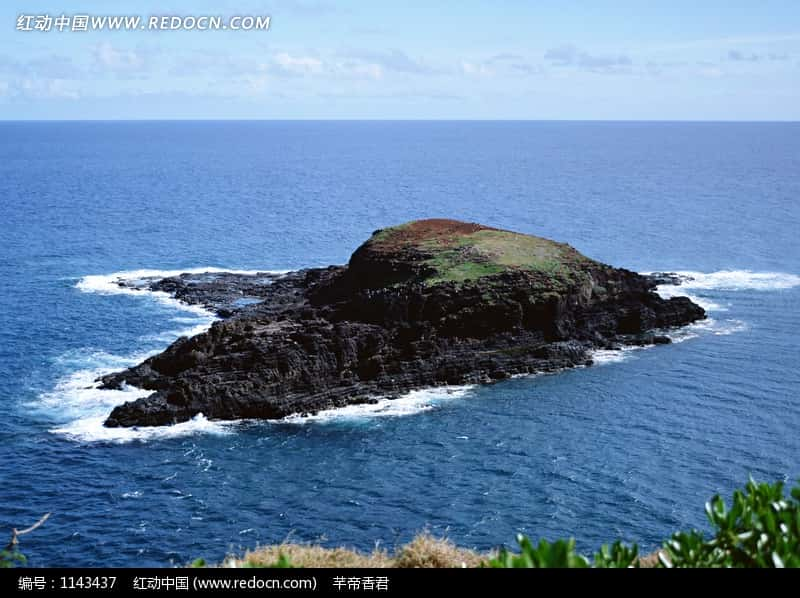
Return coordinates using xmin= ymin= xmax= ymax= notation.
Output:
xmin=1 ymin=118 xmax=799 ymax=123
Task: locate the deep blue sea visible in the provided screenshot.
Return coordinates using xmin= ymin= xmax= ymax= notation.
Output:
xmin=1 ymin=121 xmax=799 ymax=567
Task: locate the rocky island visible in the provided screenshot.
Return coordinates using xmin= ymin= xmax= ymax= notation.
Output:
xmin=100 ymin=219 xmax=705 ymax=427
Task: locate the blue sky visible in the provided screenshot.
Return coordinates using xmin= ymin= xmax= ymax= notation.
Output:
xmin=1 ymin=0 xmax=799 ymax=119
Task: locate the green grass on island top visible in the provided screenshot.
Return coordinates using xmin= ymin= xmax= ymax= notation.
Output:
xmin=369 ymin=219 xmax=598 ymax=286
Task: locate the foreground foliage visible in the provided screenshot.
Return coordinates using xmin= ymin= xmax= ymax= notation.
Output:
xmin=486 ymin=537 xmax=639 ymax=568
xmin=220 ymin=478 xmax=799 ymax=569
xmin=0 ymin=548 xmax=26 ymax=568
xmin=660 ymin=478 xmax=800 ymax=568
xmin=487 ymin=477 xmax=799 ymax=568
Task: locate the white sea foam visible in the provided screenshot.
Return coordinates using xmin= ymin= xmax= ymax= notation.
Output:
xmin=668 ymin=318 xmax=749 ymax=343
xmin=656 ymin=270 xmax=800 ymax=292
xmin=37 ymin=354 xmax=235 ymax=443
xmin=75 ymin=267 xmax=288 ymax=317
xmin=591 ymin=346 xmax=644 ymax=365
xmin=278 ymin=386 xmax=475 ymax=424
xmin=38 ymin=364 xmax=150 ymax=417
xmin=46 ymin=266 xmax=288 ymax=443
xmin=649 ymin=269 xmax=800 ymax=313
xmin=656 ymin=289 xmax=726 ymax=313
xmin=140 ymin=322 xmax=215 ymax=343
xmin=592 ymin=313 xmax=750 ymax=362
xmin=52 ymin=413 xmax=236 ymax=444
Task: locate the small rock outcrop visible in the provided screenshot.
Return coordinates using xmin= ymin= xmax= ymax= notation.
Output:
xmin=100 ymin=219 xmax=705 ymax=427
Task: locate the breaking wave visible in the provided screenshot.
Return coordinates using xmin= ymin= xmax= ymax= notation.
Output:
xmin=36 ymin=350 xmax=235 ymax=444
xmin=656 ymin=270 xmax=800 ymax=292
xmin=42 ymin=267 xmax=287 ymax=443
xmin=591 ymin=346 xmax=644 ymax=365
xmin=650 ymin=269 xmax=800 ymax=312
xmin=277 ymin=386 xmax=475 ymax=424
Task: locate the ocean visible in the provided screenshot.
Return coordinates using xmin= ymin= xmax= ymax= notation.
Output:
xmin=1 ymin=121 xmax=798 ymax=566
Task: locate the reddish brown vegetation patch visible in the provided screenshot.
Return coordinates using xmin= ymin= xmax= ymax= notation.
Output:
xmin=372 ymin=219 xmax=500 ymax=249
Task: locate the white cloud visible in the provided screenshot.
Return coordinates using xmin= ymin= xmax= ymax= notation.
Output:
xmin=727 ymin=50 xmax=791 ymax=62
xmin=460 ymin=54 xmax=541 ymax=77
xmin=272 ymin=52 xmax=324 ymax=75
xmin=333 ymin=61 xmax=383 ymax=80
xmin=340 ymin=49 xmax=438 ymax=75
xmin=242 ymin=73 xmax=269 ymax=95
xmin=697 ymin=66 xmax=725 ymax=78
xmin=461 ymin=61 xmax=493 ymax=76
xmin=170 ymin=52 xmax=258 ymax=77
xmin=485 ymin=53 xmax=539 ymax=75
xmin=93 ymin=42 xmax=147 ymax=72
xmin=18 ymin=78 xmax=80 ymax=100
xmin=256 ymin=52 xmax=387 ymax=81
xmin=545 ymin=45 xmax=632 ymax=72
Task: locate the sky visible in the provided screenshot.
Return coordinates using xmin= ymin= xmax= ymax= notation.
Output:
xmin=1 ymin=0 xmax=799 ymax=120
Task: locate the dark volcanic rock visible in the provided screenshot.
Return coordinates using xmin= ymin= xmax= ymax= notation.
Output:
xmin=101 ymin=219 xmax=706 ymax=427
xmin=645 ymin=271 xmax=694 ymax=286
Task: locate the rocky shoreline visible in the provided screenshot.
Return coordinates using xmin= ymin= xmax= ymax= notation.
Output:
xmin=99 ymin=219 xmax=705 ymax=427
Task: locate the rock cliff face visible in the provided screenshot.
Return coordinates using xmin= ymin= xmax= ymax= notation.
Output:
xmin=100 ymin=219 xmax=705 ymax=427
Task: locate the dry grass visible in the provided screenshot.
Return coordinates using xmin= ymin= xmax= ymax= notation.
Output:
xmin=637 ymin=551 xmax=665 ymax=568
xmin=222 ymin=533 xmax=490 ymax=569
xmin=393 ymin=533 xmax=489 ymax=568
xmin=231 ymin=543 xmax=393 ymax=568
xmin=215 ymin=531 xmax=661 ymax=569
